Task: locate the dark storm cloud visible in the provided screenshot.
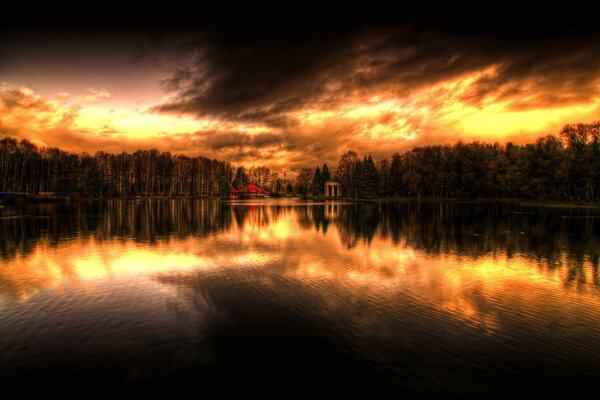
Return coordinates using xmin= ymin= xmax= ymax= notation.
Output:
xmin=198 ymin=131 xmax=283 ymax=151
xmin=152 ymin=24 xmax=488 ymax=124
xmin=151 ymin=21 xmax=600 ymax=124
xmin=3 ymin=18 xmax=600 ymax=170
xmin=460 ymin=36 xmax=600 ymax=110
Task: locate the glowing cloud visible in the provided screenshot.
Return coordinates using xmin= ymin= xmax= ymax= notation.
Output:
xmin=2 ymin=22 xmax=600 ymax=170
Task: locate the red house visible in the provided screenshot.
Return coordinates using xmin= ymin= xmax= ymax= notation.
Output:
xmin=231 ymin=183 xmax=268 ymax=198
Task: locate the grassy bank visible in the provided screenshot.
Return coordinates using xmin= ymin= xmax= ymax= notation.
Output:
xmin=4 ymin=194 xmax=600 ymax=210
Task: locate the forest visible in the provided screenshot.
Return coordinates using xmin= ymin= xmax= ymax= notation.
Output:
xmin=0 ymin=142 xmax=236 ymax=198
xmin=305 ymin=122 xmax=600 ymax=202
xmin=1 ymin=122 xmax=599 ymax=201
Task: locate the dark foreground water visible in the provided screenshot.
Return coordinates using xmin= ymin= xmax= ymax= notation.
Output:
xmin=1 ymin=199 xmax=600 ymax=396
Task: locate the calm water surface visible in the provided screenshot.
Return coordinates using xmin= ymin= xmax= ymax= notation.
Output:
xmin=1 ymin=199 xmax=600 ymax=396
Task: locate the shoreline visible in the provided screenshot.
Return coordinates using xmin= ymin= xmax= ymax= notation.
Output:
xmin=354 ymin=197 xmax=600 ymax=209
xmin=2 ymin=194 xmax=600 ymax=209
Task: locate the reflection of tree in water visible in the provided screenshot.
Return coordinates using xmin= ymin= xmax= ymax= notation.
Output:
xmin=302 ymin=205 xmax=334 ymax=235
xmin=592 ymin=257 xmax=600 ymax=288
xmin=232 ymin=205 xmax=249 ymax=229
xmin=297 ymin=206 xmax=313 ymax=230
xmin=2 ymin=200 xmax=600 ymax=289
xmin=565 ymin=257 xmax=588 ymax=290
xmin=0 ymin=200 xmax=232 ymax=259
xmin=333 ymin=202 xmax=600 ymax=289
xmin=0 ymin=201 xmax=303 ymax=261
xmin=311 ymin=206 xmax=329 ymax=235
xmin=231 ymin=204 xmax=296 ymax=230
xmin=335 ymin=204 xmax=379 ymax=248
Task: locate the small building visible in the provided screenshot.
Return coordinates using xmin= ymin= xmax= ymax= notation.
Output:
xmin=246 ymin=183 xmax=268 ymax=197
xmin=324 ymin=181 xmax=342 ymax=197
xmin=231 ymin=182 xmax=269 ymax=198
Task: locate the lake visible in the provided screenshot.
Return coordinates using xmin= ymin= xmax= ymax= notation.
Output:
xmin=1 ymin=199 xmax=600 ymax=396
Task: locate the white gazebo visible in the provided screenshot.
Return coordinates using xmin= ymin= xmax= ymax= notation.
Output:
xmin=324 ymin=181 xmax=342 ymax=197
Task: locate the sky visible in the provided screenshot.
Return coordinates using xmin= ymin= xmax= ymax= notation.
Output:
xmin=1 ymin=17 xmax=600 ymax=171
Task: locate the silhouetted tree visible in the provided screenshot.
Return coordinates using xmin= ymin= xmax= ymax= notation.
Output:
xmin=362 ymin=155 xmax=379 ymax=198
xmin=311 ymin=167 xmax=322 ymax=197
xmin=321 ymin=163 xmax=331 ymax=182
xmin=295 ymin=168 xmax=313 ymax=199
xmin=232 ymin=166 xmax=249 ymax=189
xmin=81 ymin=156 xmax=103 ymax=198
xmin=335 ymin=151 xmax=358 ymax=198
xmin=248 ymin=166 xmax=271 ymax=187
xmin=219 ymin=166 xmax=233 ymax=198
xmin=0 ymin=138 xmax=235 ymax=197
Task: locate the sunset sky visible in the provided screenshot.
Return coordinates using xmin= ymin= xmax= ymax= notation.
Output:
xmin=2 ymin=18 xmax=600 ymax=171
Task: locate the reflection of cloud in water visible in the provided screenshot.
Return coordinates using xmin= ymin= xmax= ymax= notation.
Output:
xmin=2 ymin=203 xmax=599 ymax=338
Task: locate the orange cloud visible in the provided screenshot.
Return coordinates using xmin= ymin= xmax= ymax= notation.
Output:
xmin=0 ymin=87 xmax=79 ymax=140
xmin=0 ymin=87 xmax=212 ymax=154
xmin=2 ymin=22 xmax=600 ymax=171
xmin=2 ymin=73 xmax=600 ymax=172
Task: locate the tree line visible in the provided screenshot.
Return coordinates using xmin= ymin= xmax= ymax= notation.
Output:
xmin=0 ymin=139 xmax=236 ymax=197
xmin=322 ymin=122 xmax=600 ymax=201
xmin=0 ymin=138 xmax=298 ymax=198
xmin=1 ymin=121 xmax=599 ymax=201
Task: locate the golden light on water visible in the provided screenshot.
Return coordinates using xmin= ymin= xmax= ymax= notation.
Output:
xmin=2 ymin=206 xmax=599 ymax=336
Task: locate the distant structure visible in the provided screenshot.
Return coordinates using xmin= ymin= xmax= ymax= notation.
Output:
xmin=324 ymin=181 xmax=342 ymax=197
xmin=231 ymin=183 xmax=269 ymax=198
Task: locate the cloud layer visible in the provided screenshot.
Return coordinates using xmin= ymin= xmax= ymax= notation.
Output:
xmin=154 ymin=24 xmax=600 ymax=118
xmin=149 ymin=23 xmax=600 ymax=167
xmin=2 ymin=21 xmax=600 ymax=170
